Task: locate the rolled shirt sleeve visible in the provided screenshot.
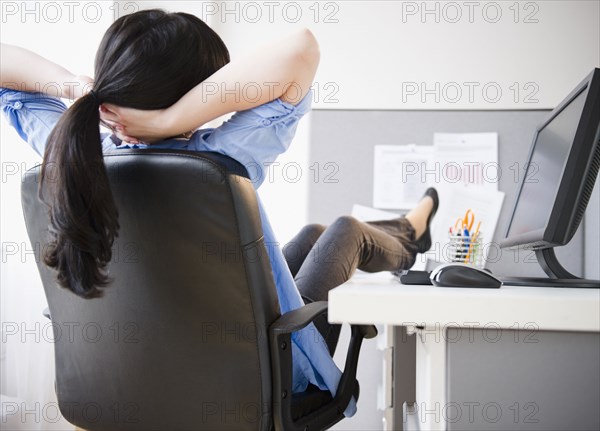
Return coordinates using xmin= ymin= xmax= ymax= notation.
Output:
xmin=0 ymin=88 xmax=67 ymax=157
xmin=191 ymin=90 xmax=313 ymax=187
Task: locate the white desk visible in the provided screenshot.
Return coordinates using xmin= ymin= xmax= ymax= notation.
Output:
xmin=329 ymin=276 xmax=600 ymax=430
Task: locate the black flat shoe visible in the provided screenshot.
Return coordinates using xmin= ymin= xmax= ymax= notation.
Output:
xmin=415 ymin=187 xmax=439 ymax=253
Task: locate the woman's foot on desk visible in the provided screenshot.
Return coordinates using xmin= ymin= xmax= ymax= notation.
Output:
xmin=405 ymin=187 xmax=439 ymax=253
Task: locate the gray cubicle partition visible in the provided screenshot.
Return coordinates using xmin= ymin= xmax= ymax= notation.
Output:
xmin=308 ymin=110 xmax=599 ymax=430
xmin=307 ymin=109 xmax=596 ymax=278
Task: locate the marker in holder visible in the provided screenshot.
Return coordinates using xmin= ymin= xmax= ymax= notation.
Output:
xmin=447 ymin=232 xmax=484 ymax=267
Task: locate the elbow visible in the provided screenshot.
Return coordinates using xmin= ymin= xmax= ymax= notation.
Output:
xmin=296 ymin=28 xmax=320 ymax=70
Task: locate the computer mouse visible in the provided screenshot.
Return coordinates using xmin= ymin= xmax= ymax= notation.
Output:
xmin=430 ymin=263 xmax=502 ymax=288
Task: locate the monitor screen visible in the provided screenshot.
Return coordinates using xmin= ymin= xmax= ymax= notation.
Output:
xmin=500 ymin=68 xmax=600 ymax=283
xmin=505 ymin=85 xmax=589 ymax=239
xmin=500 ymin=68 xmax=600 ymax=255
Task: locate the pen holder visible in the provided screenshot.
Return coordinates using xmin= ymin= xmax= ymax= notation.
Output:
xmin=447 ymin=233 xmax=484 ymax=267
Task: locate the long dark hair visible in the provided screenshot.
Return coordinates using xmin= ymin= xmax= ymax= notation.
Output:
xmin=40 ymin=9 xmax=230 ymax=298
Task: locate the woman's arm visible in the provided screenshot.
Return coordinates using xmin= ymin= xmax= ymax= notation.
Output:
xmin=0 ymin=43 xmax=92 ymax=100
xmin=101 ymin=28 xmax=320 ymax=142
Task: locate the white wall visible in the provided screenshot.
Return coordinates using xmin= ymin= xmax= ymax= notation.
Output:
xmin=1 ymin=2 xmax=115 ymax=429
xmin=198 ymin=1 xmax=600 ymax=110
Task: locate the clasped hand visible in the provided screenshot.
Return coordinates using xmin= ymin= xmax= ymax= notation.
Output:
xmin=99 ymin=104 xmax=172 ymax=144
xmin=69 ymin=76 xmax=167 ymax=144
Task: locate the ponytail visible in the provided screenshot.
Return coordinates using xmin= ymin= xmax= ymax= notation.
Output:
xmin=40 ymin=92 xmax=119 ymax=298
xmin=35 ymin=8 xmax=230 ymax=298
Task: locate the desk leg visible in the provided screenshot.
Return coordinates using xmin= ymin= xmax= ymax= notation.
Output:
xmin=412 ymin=325 xmax=447 ymax=431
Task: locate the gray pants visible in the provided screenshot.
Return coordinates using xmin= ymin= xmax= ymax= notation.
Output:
xmin=283 ymin=215 xmax=418 ymax=354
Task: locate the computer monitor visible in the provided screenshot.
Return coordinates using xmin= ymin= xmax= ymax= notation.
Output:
xmin=501 ymin=68 xmax=600 ymax=288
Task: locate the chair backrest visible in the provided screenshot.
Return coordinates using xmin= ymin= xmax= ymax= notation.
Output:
xmin=21 ymin=150 xmax=281 ymax=431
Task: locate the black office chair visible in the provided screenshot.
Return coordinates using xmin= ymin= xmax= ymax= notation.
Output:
xmin=21 ymin=149 xmax=376 ymax=431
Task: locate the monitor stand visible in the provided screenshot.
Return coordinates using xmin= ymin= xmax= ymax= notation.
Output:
xmin=501 ymin=248 xmax=600 ymax=288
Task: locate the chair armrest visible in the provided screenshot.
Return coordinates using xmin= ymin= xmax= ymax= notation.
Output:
xmin=270 ymin=301 xmax=328 ymax=335
xmin=270 ymin=302 xmax=377 ymax=431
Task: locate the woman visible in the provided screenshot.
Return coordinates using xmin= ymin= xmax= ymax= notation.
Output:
xmin=1 ymin=9 xmax=437 ymax=412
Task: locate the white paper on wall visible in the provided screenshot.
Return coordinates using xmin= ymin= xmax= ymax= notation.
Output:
xmin=373 ymin=144 xmax=434 ymax=209
xmin=433 ymin=132 xmax=499 ymax=192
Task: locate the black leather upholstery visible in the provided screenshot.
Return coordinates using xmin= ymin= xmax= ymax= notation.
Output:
xmin=21 ymin=150 xmax=373 ymax=431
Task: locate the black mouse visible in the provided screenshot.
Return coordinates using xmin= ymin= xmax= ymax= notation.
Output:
xmin=430 ymin=263 xmax=502 ymax=288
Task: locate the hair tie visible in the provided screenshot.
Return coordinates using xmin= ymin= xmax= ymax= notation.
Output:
xmin=89 ymin=90 xmax=100 ymax=104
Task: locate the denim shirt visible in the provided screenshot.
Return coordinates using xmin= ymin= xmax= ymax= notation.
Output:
xmin=0 ymin=88 xmax=356 ymax=416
